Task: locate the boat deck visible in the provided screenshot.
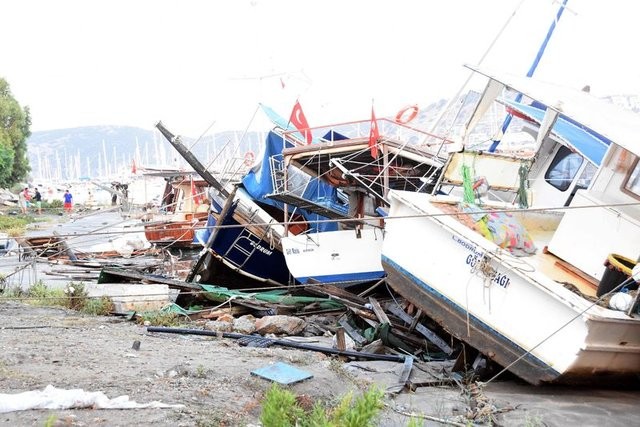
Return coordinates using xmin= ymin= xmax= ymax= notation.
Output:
xmin=433 ymin=201 xmax=599 ymax=299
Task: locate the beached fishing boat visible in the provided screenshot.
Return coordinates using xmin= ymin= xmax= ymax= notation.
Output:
xmin=381 ymin=66 xmax=640 ymax=385
xmin=143 ymin=173 xmax=210 ymax=248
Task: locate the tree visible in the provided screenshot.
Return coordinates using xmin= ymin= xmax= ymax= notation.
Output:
xmin=0 ymin=78 xmax=31 ymax=188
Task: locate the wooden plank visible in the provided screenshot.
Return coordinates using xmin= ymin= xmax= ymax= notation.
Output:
xmin=336 ymin=327 xmax=346 ymax=351
xmin=338 ymin=316 xmax=368 ymax=346
xmin=305 ymin=284 xmax=368 ymax=305
xmin=368 ymin=297 xmax=391 ymax=325
xmin=386 ymin=356 xmax=413 ymax=394
xmin=386 ymin=302 xmax=453 ymax=355
xmin=99 ymin=267 xmax=202 ymax=291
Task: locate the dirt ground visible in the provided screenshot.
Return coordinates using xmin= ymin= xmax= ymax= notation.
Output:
xmin=2 ymin=302 xmax=640 ymax=427
xmin=0 ymin=301 xmax=454 ymax=426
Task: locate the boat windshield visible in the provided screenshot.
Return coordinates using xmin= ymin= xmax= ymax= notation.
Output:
xmin=544 ymin=145 xmax=584 ymax=192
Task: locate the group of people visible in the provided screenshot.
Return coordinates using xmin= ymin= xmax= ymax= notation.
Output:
xmin=17 ymin=187 xmax=73 ymax=215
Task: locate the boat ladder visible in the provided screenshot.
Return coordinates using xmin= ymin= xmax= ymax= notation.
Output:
xmin=269 ymin=156 xmax=286 ymax=194
xmin=222 ymin=208 xmax=275 ymax=270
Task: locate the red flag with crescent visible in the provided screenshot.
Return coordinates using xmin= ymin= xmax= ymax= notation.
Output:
xmin=369 ymin=106 xmax=379 ymax=158
xmin=289 ymin=100 xmax=313 ymax=144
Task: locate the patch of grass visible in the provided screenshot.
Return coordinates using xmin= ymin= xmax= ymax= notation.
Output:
xmin=82 ymin=296 xmax=113 ymax=315
xmin=43 ymin=414 xmax=58 ymax=427
xmin=63 ymin=282 xmax=89 ymax=310
xmin=138 ymin=310 xmax=182 ymax=327
xmin=406 ymin=417 xmax=425 ymax=427
xmin=0 ymin=215 xmax=33 ymax=237
xmin=0 ymin=285 xmax=22 ymax=299
xmin=260 ymin=383 xmax=304 ymax=427
xmin=259 ymin=383 xmax=384 ymax=427
xmin=26 ymin=281 xmax=66 ymax=306
xmin=195 ymin=364 xmax=207 ymax=378
xmin=46 ymin=199 xmax=63 ymax=210
xmin=4 ymin=226 xmax=26 ymax=237
xmin=0 ymin=215 xmax=32 ymax=232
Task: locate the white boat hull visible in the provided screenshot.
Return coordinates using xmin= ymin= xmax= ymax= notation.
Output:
xmin=381 ymin=190 xmax=640 ymax=385
xmin=282 ymin=228 xmax=385 ymax=284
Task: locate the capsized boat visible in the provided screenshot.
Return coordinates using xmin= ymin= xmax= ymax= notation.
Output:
xmin=381 ymin=66 xmax=640 ymax=385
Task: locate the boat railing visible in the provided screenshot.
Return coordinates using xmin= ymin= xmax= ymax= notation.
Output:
xmin=281 ymin=117 xmax=456 ymax=157
xmin=218 ymin=157 xmax=250 ymax=187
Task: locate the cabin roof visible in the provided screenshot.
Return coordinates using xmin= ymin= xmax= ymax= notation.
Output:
xmin=502 ymin=100 xmax=609 ymax=166
xmin=467 ymin=65 xmax=640 ymax=156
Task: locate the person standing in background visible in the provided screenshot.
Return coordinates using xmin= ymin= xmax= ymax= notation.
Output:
xmin=34 ymin=188 xmax=42 ymax=214
xmin=18 ymin=189 xmax=28 ymax=214
xmin=63 ymin=189 xmax=73 ymax=214
xmin=22 ymin=187 xmax=31 ymax=209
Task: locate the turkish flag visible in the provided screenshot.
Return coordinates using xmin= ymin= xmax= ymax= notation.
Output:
xmin=289 ymin=100 xmax=313 ymax=144
xmin=131 ymin=159 xmax=137 ymax=174
xmin=369 ymin=106 xmax=379 ymax=158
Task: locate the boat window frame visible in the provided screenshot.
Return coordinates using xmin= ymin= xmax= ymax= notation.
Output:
xmin=543 ymin=145 xmax=585 ymax=192
xmin=622 ymin=155 xmax=640 ymax=200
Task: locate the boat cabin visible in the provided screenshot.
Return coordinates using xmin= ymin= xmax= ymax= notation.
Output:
xmin=457 ymin=65 xmax=640 ymax=283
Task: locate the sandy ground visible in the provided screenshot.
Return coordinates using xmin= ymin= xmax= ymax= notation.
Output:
xmin=2 ymin=302 xmax=640 ymax=427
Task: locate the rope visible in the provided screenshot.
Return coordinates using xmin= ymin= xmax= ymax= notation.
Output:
xmin=461 ymin=164 xmax=475 ymax=204
xmin=481 ymin=276 xmax=638 ymax=386
xmin=517 ymin=162 xmax=529 ymax=208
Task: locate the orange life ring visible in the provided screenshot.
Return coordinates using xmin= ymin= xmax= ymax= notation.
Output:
xmin=244 ymin=151 xmax=255 ymax=166
xmin=395 ymin=105 xmax=419 ymax=124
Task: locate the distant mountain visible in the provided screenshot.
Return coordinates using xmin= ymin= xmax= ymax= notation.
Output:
xmin=26 ymin=125 xmax=264 ymax=181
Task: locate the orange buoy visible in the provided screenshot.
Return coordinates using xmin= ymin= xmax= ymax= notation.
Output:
xmin=244 ymin=151 xmax=255 ymax=166
xmin=395 ymin=105 xmax=419 ymax=124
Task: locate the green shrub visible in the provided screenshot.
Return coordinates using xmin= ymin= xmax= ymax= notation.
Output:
xmin=260 ymin=383 xmax=304 ymax=427
xmin=138 ymin=311 xmax=181 ymax=327
xmin=46 ymin=199 xmax=63 ymax=209
xmin=82 ymin=296 xmax=113 ymax=315
xmin=0 ymin=216 xmax=32 ymax=235
xmin=259 ymin=384 xmax=384 ymax=427
xmin=63 ymin=282 xmax=88 ymax=310
xmin=26 ymin=281 xmax=65 ymax=306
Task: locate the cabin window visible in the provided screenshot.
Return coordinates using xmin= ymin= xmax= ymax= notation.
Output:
xmin=575 ymin=161 xmax=597 ymax=190
xmin=624 ymin=157 xmax=640 ymax=198
xmin=544 ymin=145 xmax=584 ymax=191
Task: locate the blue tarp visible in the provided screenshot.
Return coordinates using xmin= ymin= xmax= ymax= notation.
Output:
xmin=506 ymin=100 xmax=611 ymax=166
xmin=242 ymin=130 xmax=340 ymax=232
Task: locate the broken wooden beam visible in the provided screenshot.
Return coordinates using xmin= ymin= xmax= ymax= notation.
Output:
xmin=338 ymin=316 xmax=368 ymax=346
xmin=99 ymin=267 xmax=202 ymax=291
xmin=368 ymin=296 xmax=391 ymax=325
xmin=386 ymin=302 xmax=453 ymax=355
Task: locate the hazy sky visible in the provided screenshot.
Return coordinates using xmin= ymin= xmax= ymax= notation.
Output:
xmin=3 ymin=0 xmax=639 ymax=136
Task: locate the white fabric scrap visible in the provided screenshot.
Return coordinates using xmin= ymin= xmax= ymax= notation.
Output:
xmin=0 ymin=385 xmax=184 ymax=413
